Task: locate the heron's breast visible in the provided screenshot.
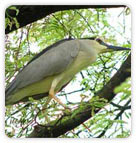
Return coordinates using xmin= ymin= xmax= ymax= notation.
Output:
xmin=55 ymin=51 xmax=97 ymax=91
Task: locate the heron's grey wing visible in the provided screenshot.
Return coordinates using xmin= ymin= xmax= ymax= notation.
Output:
xmin=6 ymin=40 xmax=79 ymax=96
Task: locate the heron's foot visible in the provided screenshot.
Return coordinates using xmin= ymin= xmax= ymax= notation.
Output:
xmin=63 ymin=106 xmax=71 ymax=116
xmin=49 ymin=92 xmax=69 ymax=109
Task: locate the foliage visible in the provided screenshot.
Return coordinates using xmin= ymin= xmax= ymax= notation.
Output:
xmin=5 ymin=7 xmax=131 ymax=138
xmin=5 ymin=6 xmax=19 ymax=30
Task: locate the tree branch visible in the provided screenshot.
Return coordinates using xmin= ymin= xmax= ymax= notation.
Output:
xmin=97 ymin=99 xmax=131 ymax=138
xmin=5 ymin=5 xmax=126 ymax=34
xmin=28 ymin=54 xmax=131 ymax=138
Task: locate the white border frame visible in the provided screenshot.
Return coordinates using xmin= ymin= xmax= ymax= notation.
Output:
xmin=0 ymin=0 xmax=135 ymax=143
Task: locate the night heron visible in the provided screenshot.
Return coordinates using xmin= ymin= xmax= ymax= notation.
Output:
xmin=5 ymin=38 xmax=130 ymax=108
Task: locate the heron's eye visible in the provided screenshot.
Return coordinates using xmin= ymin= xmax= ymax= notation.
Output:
xmin=96 ymin=38 xmax=103 ymax=44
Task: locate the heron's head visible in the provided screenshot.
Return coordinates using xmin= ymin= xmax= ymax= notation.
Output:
xmin=94 ymin=38 xmax=130 ymax=54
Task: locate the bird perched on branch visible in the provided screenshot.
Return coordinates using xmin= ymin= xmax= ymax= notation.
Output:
xmin=5 ymin=38 xmax=130 ymax=108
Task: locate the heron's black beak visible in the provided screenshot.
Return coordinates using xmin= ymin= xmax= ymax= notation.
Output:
xmin=107 ymin=45 xmax=130 ymax=51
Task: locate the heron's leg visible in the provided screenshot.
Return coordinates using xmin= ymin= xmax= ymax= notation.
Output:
xmin=48 ymin=77 xmax=68 ymax=109
xmin=49 ymin=88 xmax=67 ymax=109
